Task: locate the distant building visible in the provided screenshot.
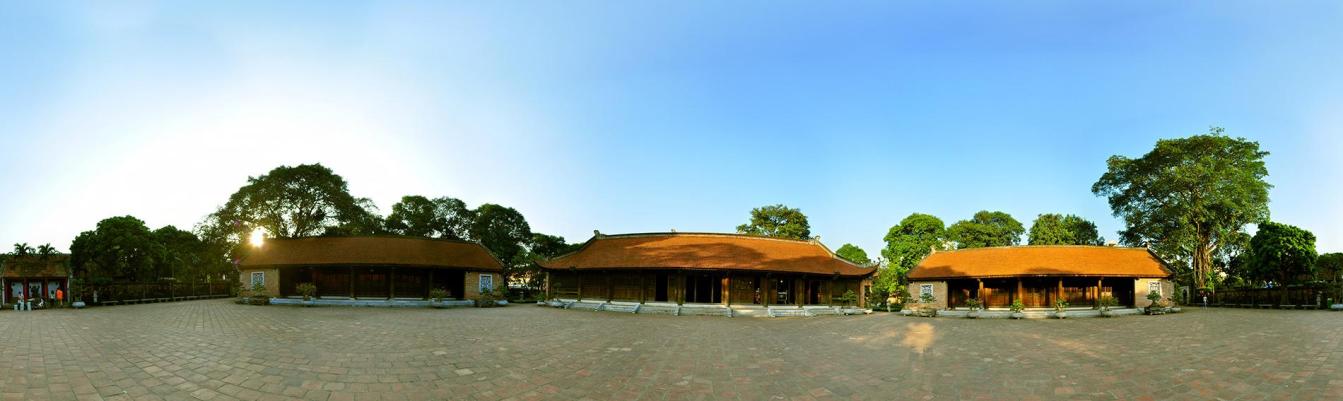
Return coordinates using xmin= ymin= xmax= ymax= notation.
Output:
xmin=539 ymin=232 xmax=876 ymax=307
xmin=906 ymin=245 xmax=1175 ymax=309
xmin=2 ymin=254 xmax=71 ymax=305
xmin=239 ymin=236 xmax=504 ymax=300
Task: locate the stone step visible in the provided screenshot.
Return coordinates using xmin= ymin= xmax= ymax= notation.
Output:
xmin=768 ymin=308 xmax=812 ymax=317
xmin=600 ymin=303 xmax=640 ymax=313
xmin=567 ymin=301 xmax=604 ymax=311
xmin=806 ymin=307 xmax=841 ymax=316
xmin=635 ymin=304 xmax=680 ymax=315
xmin=730 ymin=307 xmax=770 ymax=318
xmin=679 ymin=306 xmax=731 ymax=317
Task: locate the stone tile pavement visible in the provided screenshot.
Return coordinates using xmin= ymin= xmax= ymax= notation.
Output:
xmin=1 ymin=300 xmax=1340 ymax=400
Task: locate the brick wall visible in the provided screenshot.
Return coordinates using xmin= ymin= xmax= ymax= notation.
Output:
xmin=1134 ymin=278 xmax=1175 ymax=308
xmin=239 ymin=268 xmax=279 ymax=297
xmin=907 ymin=280 xmax=948 ymax=309
xmin=464 ymin=272 xmax=500 ymax=298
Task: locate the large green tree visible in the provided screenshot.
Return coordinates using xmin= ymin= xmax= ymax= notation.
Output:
xmin=736 ymin=204 xmax=811 ymax=240
xmin=198 ymin=164 xmax=380 ymax=259
xmin=1092 ymin=128 xmax=1271 ymax=289
xmin=152 ymin=225 xmax=229 ymax=283
xmin=1248 ymin=221 xmax=1317 ymax=287
xmin=835 ymin=244 xmax=871 ymax=265
xmin=469 ymin=204 xmax=533 ymax=279
xmin=881 ymin=213 xmax=947 ymax=281
xmin=947 ymin=210 xmax=1024 ymax=248
xmin=1317 ymin=253 xmax=1343 ymax=284
xmin=1028 ymin=214 xmax=1104 ymax=245
xmin=70 ymin=216 xmax=163 ymax=282
xmin=384 ymin=195 xmax=475 ymax=239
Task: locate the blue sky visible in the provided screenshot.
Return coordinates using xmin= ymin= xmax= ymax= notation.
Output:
xmin=2 ymin=1 xmax=1341 ymax=257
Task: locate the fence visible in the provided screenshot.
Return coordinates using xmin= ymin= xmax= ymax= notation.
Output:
xmin=1209 ymin=285 xmax=1339 ymax=309
xmin=78 ymin=282 xmax=235 ymax=306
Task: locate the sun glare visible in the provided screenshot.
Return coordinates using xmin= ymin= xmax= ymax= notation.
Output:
xmin=249 ymin=228 xmax=266 ymax=248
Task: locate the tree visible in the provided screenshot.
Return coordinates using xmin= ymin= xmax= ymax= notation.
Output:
xmin=36 ymin=243 xmax=56 ymax=258
xmin=528 ymin=233 xmax=580 ymax=259
xmin=198 ymin=164 xmax=377 ymax=259
xmin=835 ymin=244 xmax=871 ymax=265
xmin=881 ymin=213 xmax=947 ymax=282
xmin=154 ymin=225 xmax=210 ymax=282
xmin=12 ymin=243 xmax=34 ymax=256
xmin=384 ymin=195 xmax=475 ymax=239
xmin=1027 ymin=214 xmax=1103 ymax=246
xmin=1318 ymin=253 xmax=1343 ymax=284
xmin=1092 ymin=128 xmax=1271 ymax=289
xmin=469 ymin=204 xmax=533 ymax=279
xmin=69 ymin=216 xmax=163 ymax=282
xmin=947 ymin=210 xmax=1024 ymax=248
xmin=736 ymin=204 xmax=811 ymax=240
xmin=1248 ymin=221 xmax=1317 ymax=286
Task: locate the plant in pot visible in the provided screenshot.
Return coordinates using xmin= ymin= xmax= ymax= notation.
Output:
xmin=1053 ymin=298 xmax=1070 ymax=319
xmin=1098 ymin=295 xmax=1118 ymax=317
xmin=917 ymin=292 xmax=938 ymax=317
xmin=1167 ymin=298 xmax=1181 ymax=313
xmin=296 ymin=283 xmax=317 ymax=307
xmin=429 ymin=288 xmax=449 ymax=309
xmin=965 ymin=298 xmax=982 ymax=319
xmin=1145 ymin=292 xmax=1163 ymax=315
xmin=248 ymin=283 xmax=270 ymax=305
xmin=839 ymin=290 xmax=859 ymax=314
xmin=1009 ymin=299 xmax=1025 ymax=319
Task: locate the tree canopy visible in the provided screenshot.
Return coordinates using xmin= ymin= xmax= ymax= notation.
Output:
xmin=1027 ymin=214 xmax=1103 ymax=246
xmin=384 ymin=195 xmax=475 ymax=240
xmin=736 ymin=204 xmax=811 ymax=240
xmin=70 ymin=216 xmax=163 ymax=282
xmin=1248 ymin=221 xmax=1317 ymax=286
xmin=469 ymin=203 xmax=533 ymax=278
xmin=881 ymin=213 xmax=946 ymax=281
xmin=1317 ymin=253 xmax=1343 ymax=283
xmin=198 ymin=164 xmax=380 ymax=259
xmin=835 ymin=244 xmax=871 ymax=265
xmin=947 ymin=210 xmax=1024 ymax=248
xmin=1092 ymin=128 xmax=1270 ymax=289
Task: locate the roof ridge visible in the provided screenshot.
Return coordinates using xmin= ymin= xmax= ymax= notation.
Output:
xmin=939 ymin=244 xmax=1147 ymax=253
xmin=597 ymin=231 xmax=822 ymax=244
xmin=270 ymin=234 xmax=482 ymax=245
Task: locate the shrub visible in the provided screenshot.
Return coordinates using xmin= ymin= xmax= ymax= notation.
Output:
xmin=429 ymin=288 xmax=449 ymax=302
xmin=1009 ymin=299 xmax=1024 ymax=313
xmin=919 ymin=292 xmax=936 ymax=305
xmin=838 ymin=290 xmax=858 ymax=307
xmin=1053 ymin=298 xmax=1069 ymax=312
xmin=1146 ymin=291 xmax=1162 ymax=303
xmin=965 ymin=298 xmax=982 ymax=311
xmin=1099 ymin=295 xmax=1119 ymax=311
xmin=296 ymin=283 xmax=317 ymax=301
xmin=472 ymin=287 xmax=500 ymax=308
xmin=247 ymin=283 xmax=270 ymax=305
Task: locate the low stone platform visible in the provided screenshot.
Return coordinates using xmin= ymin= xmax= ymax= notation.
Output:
xmin=909 ymin=307 xmax=1145 ymax=318
xmin=268 ymin=297 xmax=476 ymax=307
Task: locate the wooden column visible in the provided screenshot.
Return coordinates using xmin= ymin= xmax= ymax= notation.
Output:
xmin=1017 ymin=278 xmax=1024 ymax=303
xmin=762 ymin=274 xmax=771 ymax=306
xmin=1057 ymin=278 xmax=1063 ymax=305
xmin=677 ymin=271 xmax=685 ymax=305
xmin=606 ymin=271 xmax=613 ymax=301
xmin=1096 ymin=278 xmax=1103 ymax=307
xmin=388 ymin=267 xmax=395 ymax=299
xmin=829 ymin=276 xmax=836 ymax=306
xmin=977 ymin=279 xmax=985 ymax=303
xmin=576 ymin=272 xmax=582 ymax=302
xmin=542 ymin=271 xmax=549 ymax=300
xmin=349 ymin=266 xmax=356 ymax=299
xmin=723 ymin=273 xmax=731 ymax=306
xmin=639 ymin=272 xmax=646 ymax=304
xmin=796 ymin=278 xmax=805 ymax=306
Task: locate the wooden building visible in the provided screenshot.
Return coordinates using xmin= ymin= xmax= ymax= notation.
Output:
xmin=539 ymin=232 xmax=876 ymax=307
xmin=239 ymin=236 xmax=504 ymax=300
xmin=2 ymin=254 xmax=71 ymax=306
xmin=906 ymin=245 xmax=1175 ymax=310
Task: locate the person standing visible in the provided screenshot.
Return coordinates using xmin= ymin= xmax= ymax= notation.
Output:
xmin=56 ymin=288 xmax=64 ymax=308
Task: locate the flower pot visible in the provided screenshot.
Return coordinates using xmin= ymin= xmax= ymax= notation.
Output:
xmin=1331 ymin=304 xmax=1343 ymax=311
xmin=301 ymin=299 xmax=315 ymax=307
xmin=1100 ymin=309 xmax=1114 ymax=318
xmin=1054 ymin=311 xmax=1068 ymax=319
xmin=967 ymin=310 xmax=981 ymax=319
xmin=430 ymin=300 xmax=448 ymax=309
xmin=1170 ymin=307 xmax=1182 ymax=313
xmin=72 ymin=301 xmax=86 ymax=309
xmin=495 ymin=300 xmax=509 ymax=306
xmin=1010 ymin=312 xmax=1025 ymax=319
xmin=901 ymin=309 xmax=913 ymax=316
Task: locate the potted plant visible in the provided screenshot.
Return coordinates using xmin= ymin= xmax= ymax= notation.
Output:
xmin=429 ymin=288 xmax=449 ymax=309
xmin=917 ymin=292 xmax=938 ymax=317
xmin=1009 ymin=299 xmax=1025 ymax=319
xmin=296 ymin=283 xmax=316 ymax=307
xmin=1167 ymin=298 xmax=1181 ymax=313
xmin=248 ymin=283 xmax=270 ymax=305
xmin=838 ymin=290 xmax=860 ymax=314
xmin=965 ymin=298 xmax=982 ymax=319
xmin=1330 ymin=298 xmax=1343 ymax=311
xmin=1145 ymin=292 xmax=1164 ymax=315
xmin=1053 ymin=298 xmax=1069 ymax=319
xmin=1098 ymin=295 xmax=1118 ymax=317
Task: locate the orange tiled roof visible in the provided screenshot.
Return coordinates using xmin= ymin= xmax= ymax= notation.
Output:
xmin=537 ymin=232 xmax=875 ymax=277
xmin=907 ymin=246 xmax=1173 ymax=280
xmin=1 ymin=254 xmax=70 ymax=278
xmin=241 ymin=236 xmax=503 ymax=271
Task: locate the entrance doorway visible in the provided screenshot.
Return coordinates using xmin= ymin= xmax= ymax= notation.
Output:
xmin=684 ymin=273 xmax=721 ymax=303
xmin=654 ymin=272 xmax=668 ymax=302
xmin=775 ymin=278 xmax=795 ymax=304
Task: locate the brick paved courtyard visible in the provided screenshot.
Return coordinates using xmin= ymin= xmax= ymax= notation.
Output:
xmin=1 ymin=300 xmax=1341 ymax=401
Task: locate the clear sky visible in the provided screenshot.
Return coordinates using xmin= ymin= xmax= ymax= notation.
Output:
xmin=2 ymin=1 xmax=1341 ymax=258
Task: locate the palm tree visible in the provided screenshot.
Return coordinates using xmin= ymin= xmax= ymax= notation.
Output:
xmin=37 ymin=243 xmax=56 ymax=259
xmin=12 ymin=243 xmax=34 ymax=256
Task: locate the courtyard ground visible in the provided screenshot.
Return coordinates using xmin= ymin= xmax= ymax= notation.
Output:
xmin=0 ymin=300 xmax=1340 ymax=401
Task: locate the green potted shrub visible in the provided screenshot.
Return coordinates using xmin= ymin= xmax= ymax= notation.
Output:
xmin=1009 ymin=299 xmax=1025 ymax=319
xmin=472 ymin=286 xmax=499 ymax=308
xmin=838 ymin=290 xmax=860 ymax=314
xmin=1053 ymin=298 xmax=1069 ymax=319
xmin=248 ymin=283 xmax=270 ymax=306
xmin=917 ymin=292 xmax=938 ymax=317
xmin=1167 ymin=298 xmax=1181 ymax=313
xmin=429 ymin=288 xmax=449 ymax=309
xmin=296 ymin=283 xmax=317 ymax=307
xmin=1146 ymin=292 xmax=1163 ymax=315
xmin=965 ymin=298 xmax=982 ymax=319
xmin=1098 ymin=295 xmax=1118 ymax=317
